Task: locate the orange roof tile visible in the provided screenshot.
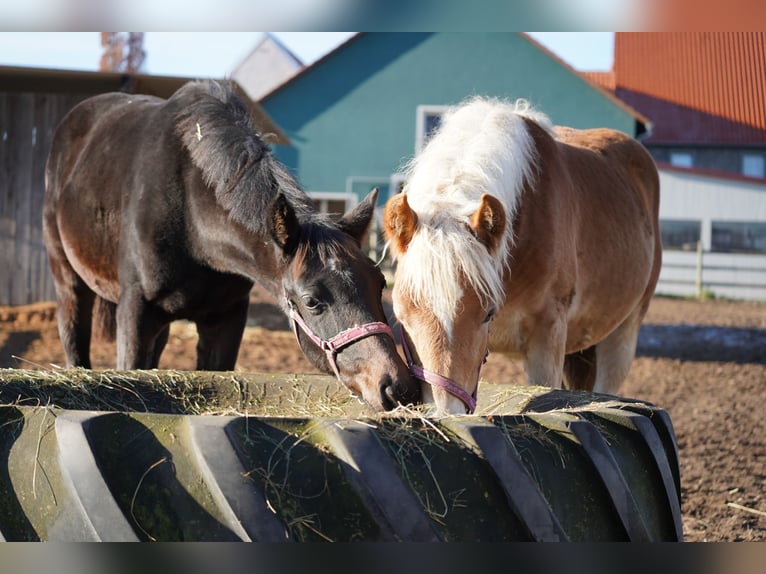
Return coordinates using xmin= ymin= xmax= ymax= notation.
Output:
xmin=580 ymin=70 xmax=616 ymax=92
xmin=612 ymin=33 xmax=766 ymax=145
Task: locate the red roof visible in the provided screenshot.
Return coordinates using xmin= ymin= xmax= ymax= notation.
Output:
xmin=580 ymin=70 xmax=616 ymax=92
xmin=604 ymin=33 xmax=766 ymax=145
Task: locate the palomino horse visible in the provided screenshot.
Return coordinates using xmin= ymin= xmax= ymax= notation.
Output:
xmin=44 ymin=80 xmax=419 ymax=411
xmin=384 ymin=97 xmax=661 ymax=414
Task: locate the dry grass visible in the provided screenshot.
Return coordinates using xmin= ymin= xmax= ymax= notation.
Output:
xmin=0 ymin=367 xmax=648 ymax=420
xmin=0 ymin=368 xmax=364 ymax=417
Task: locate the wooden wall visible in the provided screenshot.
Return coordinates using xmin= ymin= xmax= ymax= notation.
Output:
xmin=0 ymin=91 xmax=91 ymax=306
xmin=0 ymin=67 xmax=286 ymax=307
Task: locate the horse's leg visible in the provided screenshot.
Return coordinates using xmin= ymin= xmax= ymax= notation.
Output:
xmin=57 ymin=283 xmax=95 ymax=369
xmin=590 ymin=311 xmax=644 ymax=394
xmin=563 ymin=346 xmax=597 ymax=390
xmin=116 ymin=286 xmax=167 ymax=370
xmin=46 ymin=252 xmax=95 ymax=368
xmin=150 ymin=325 xmax=170 ymax=368
xmin=523 ymin=313 xmax=567 ymax=388
xmin=195 ymin=298 xmax=249 ymax=370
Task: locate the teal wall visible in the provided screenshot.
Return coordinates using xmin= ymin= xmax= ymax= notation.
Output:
xmin=262 ymin=33 xmax=636 ymax=203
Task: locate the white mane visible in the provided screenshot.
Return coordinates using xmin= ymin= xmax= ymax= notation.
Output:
xmin=397 ymin=96 xmax=554 ymax=336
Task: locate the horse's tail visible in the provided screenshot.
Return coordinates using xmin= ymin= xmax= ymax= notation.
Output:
xmin=93 ymin=296 xmax=117 ymax=342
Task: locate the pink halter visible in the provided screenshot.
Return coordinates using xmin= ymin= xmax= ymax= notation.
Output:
xmin=286 ymin=298 xmax=395 ymax=380
xmin=399 ymin=325 xmax=488 ymax=414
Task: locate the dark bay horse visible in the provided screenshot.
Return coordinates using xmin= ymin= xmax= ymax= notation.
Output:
xmin=43 ymin=80 xmax=418 ymax=411
xmin=384 ymin=96 xmax=661 ymax=414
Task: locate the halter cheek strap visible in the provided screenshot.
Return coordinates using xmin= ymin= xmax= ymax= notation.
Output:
xmin=286 ymin=298 xmax=395 ymax=380
xmin=399 ymin=325 xmax=488 ymax=414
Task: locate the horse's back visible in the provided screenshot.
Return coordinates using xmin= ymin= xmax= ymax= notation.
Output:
xmin=555 ymin=126 xmax=660 ymax=216
xmin=506 ymin=123 xmax=661 ymax=355
xmin=557 ymin=127 xmax=661 ymax=342
xmin=561 ymin=126 xmax=659 ymax=251
xmin=46 ymin=92 xmax=165 ymax=197
xmin=44 ymin=92 xmax=170 ymax=303
xmin=515 ymin=124 xmax=660 ymax=281
xmin=50 ymin=92 xmax=163 ymax=149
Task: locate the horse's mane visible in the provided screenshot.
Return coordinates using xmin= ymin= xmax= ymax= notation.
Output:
xmin=397 ymin=96 xmax=554 ymax=334
xmin=173 ymin=80 xmax=314 ymax=223
xmin=174 ymin=80 xmax=348 ymax=263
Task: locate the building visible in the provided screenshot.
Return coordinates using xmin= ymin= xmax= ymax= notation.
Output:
xmin=257 ymin=32 xmax=766 ymax=300
xmin=656 ymin=164 xmax=766 ymax=300
xmin=584 ymin=32 xmax=766 ymax=179
xmin=584 ymin=33 xmax=766 ymax=299
xmin=259 ymin=33 xmax=647 ymax=218
xmin=230 ymin=33 xmax=303 ymax=102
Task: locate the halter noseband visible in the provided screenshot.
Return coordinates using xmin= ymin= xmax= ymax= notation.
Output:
xmin=286 ymin=298 xmax=395 ymax=380
xmin=399 ymin=325 xmax=488 ymax=414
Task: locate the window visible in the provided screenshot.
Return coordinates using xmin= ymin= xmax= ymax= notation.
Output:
xmin=670 ymin=152 xmax=693 ymax=169
xmin=711 ymin=221 xmax=766 ymax=253
xmin=313 ymin=198 xmax=348 ymax=219
xmin=309 ymin=192 xmax=356 ymax=221
xmin=742 ymin=154 xmax=765 ymax=178
xmin=660 ymin=219 xmax=701 ymax=251
xmin=416 ymin=105 xmax=450 ymax=152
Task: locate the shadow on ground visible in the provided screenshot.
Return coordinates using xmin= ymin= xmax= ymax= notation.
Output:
xmin=0 ymin=332 xmax=41 ymax=368
xmin=637 ymin=324 xmax=766 ymax=364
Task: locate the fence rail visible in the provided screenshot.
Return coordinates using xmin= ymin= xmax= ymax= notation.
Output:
xmin=657 ymin=243 xmax=766 ymax=300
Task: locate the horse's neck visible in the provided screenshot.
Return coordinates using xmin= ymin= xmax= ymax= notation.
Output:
xmin=185 ymin=194 xmax=287 ymax=294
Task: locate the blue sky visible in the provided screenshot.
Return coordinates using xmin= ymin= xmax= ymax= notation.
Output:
xmin=0 ymin=32 xmax=615 ymax=78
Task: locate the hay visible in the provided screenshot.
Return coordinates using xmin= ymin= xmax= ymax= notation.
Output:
xmin=0 ymin=368 xmax=369 ymax=417
xmin=0 ymin=368 xmax=653 ymax=420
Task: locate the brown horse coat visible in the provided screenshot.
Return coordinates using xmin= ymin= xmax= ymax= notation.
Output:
xmin=43 ymin=80 xmax=419 ymax=411
xmin=384 ymin=97 xmax=661 ymax=413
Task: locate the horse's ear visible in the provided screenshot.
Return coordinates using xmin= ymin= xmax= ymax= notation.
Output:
xmin=270 ymin=193 xmax=300 ymax=257
xmin=383 ymin=193 xmax=418 ymax=256
xmin=337 ymin=187 xmax=377 ymax=246
xmin=469 ymin=194 xmax=506 ymax=254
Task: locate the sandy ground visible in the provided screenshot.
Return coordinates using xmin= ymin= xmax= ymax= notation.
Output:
xmin=1 ymin=291 xmax=764 ymax=542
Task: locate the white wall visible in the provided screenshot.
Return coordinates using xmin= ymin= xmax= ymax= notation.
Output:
xmin=657 ymin=167 xmax=766 ymax=300
xmin=659 ymin=250 xmax=766 ymax=300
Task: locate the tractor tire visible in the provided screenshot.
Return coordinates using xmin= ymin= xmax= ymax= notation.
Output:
xmin=0 ymin=369 xmax=682 ymax=541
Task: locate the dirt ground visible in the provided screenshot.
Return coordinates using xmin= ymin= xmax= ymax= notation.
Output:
xmin=0 ymin=288 xmax=764 ymax=542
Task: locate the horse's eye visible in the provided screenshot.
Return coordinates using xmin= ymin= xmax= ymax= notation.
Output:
xmin=302 ymin=295 xmax=321 ymax=310
xmin=483 ymin=307 xmax=496 ymax=324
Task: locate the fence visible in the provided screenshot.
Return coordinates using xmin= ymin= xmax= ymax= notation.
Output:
xmin=657 ymin=242 xmax=766 ymax=300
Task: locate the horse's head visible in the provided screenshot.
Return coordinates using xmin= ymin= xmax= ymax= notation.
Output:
xmin=270 ymin=188 xmax=420 ymax=411
xmin=383 ymin=192 xmax=507 ymax=415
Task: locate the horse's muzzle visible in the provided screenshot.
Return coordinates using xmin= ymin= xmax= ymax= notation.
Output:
xmin=399 ymin=325 xmax=486 ymax=414
xmin=380 ymin=373 xmax=421 ymax=410
xmin=286 ymin=297 xmax=419 ymax=410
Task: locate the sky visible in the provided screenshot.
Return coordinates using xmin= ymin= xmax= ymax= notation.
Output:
xmin=0 ymin=32 xmax=615 ymax=78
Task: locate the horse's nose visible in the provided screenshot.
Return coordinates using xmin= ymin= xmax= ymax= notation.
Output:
xmin=379 ymin=377 xmax=396 ymax=410
xmin=379 ymin=374 xmax=421 ymax=410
